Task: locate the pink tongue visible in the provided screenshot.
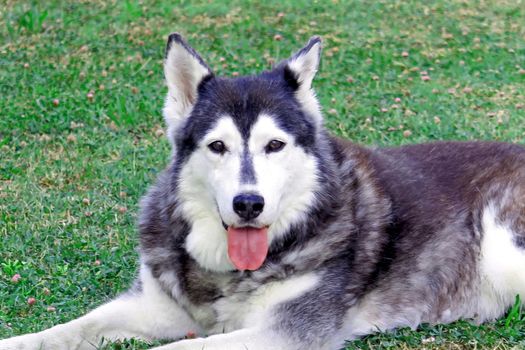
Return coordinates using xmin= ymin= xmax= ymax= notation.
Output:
xmin=227 ymin=226 xmax=268 ymax=271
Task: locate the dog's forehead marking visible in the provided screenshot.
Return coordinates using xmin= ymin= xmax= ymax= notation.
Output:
xmin=240 ymin=143 xmax=256 ymax=184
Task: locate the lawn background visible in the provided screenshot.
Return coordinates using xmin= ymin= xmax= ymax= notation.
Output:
xmin=1 ymin=0 xmax=524 ymax=349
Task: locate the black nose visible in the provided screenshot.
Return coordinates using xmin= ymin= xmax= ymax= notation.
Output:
xmin=233 ymin=194 xmax=265 ymax=220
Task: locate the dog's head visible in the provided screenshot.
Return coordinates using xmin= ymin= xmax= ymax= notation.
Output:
xmin=163 ymin=34 xmax=325 ymax=271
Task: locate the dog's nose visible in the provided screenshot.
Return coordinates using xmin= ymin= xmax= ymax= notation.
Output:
xmin=233 ymin=194 xmax=265 ymax=220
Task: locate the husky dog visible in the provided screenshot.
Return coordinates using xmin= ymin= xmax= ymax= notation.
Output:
xmin=2 ymin=34 xmax=525 ymax=350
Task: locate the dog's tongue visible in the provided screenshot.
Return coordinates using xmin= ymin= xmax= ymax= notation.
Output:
xmin=227 ymin=226 xmax=268 ymax=271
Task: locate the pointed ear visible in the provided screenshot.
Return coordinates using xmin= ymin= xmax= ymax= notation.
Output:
xmin=283 ymin=37 xmax=324 ymax=129
xmin=163 ymin=33 xmax=212 ymax=143
xmin=286 ymin=36 xmax=322 ymax=90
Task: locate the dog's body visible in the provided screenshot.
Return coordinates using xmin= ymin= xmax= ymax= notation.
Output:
xmin=2 ymin=35 xmax=525 ymax=350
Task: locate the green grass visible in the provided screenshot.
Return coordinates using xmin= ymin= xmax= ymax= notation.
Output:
xmin=1 ymin=0 xmax=524 ymax=349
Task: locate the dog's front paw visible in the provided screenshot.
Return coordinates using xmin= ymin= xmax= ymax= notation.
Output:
xmin=150 ymin=338 xmax=206 ymax=350
xmin=151 ymin=337 xmax=273 ymax=350
xmin=0 ymin=328 xmax=81 ymax=350
xmin=149 ymin=328 xmax=283 ymax=350
xmin=152 ymin=338 xmax=251 ymax=350
xmin=0 ymin=333 xmax=45 ymax=350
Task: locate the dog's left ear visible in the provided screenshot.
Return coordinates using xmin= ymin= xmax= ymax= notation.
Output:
xmin=283 ymin=37 xmax=323 ymax=128
xmin=286 ymin=36 xmax=322 ymax=90
xmin=163 ymin=33 xmax=213 ymax=144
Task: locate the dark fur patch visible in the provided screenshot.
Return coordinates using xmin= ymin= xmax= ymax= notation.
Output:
xmin=515 ymin=236 xmax=525 ymax=248
xmin=283 ymin=66 xmax=299 ymax=90
xmin=240 ymin=143 xmax=256 ymax=184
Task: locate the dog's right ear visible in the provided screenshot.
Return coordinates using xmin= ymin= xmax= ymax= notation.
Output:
xmin=163 ymin=33 xmax=212 ymax=143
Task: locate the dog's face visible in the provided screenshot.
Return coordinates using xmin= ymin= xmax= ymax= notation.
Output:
xmin=163 ymin=34 xmax=324 ymax=271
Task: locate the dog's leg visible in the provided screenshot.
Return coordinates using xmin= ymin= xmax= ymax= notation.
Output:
xmin=149 ymin=328 xmax=293 ymax=350
xmin=0 ymin=266 xmax=200 ymax=350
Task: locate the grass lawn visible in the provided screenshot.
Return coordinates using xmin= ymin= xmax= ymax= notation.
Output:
xmin=1 ymin=0 xmax=525 ymax=349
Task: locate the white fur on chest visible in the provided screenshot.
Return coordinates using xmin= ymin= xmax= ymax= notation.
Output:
xmin=478 ymin=205 xmax=525 ymax=321
xmin=209 ymin=273 xmax=319 ymax=334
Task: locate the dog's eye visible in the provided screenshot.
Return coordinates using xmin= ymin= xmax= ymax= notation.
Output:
xmin=208 ymin=141 xmax=227 ymax=154
xmin=265 ymin=140 xmax=286 ymax=153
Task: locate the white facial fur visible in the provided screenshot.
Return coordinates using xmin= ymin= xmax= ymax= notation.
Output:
xmin=178 ymin=114 xmax=320 ymax=271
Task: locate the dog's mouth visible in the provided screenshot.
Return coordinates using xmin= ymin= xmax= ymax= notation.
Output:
xmin=226 ymin=225 xmax=269 ymax=271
